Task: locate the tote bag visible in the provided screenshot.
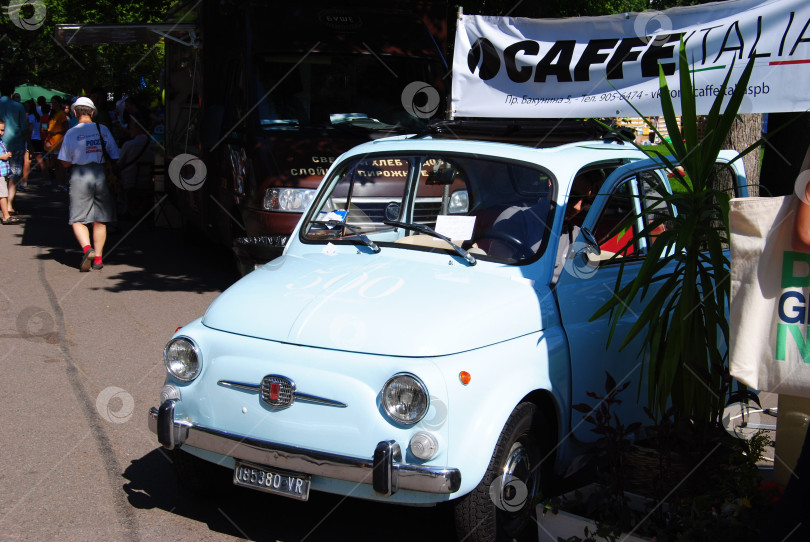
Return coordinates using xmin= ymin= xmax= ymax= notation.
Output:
xmin=730 ymin=195 xmax=810 ymax=397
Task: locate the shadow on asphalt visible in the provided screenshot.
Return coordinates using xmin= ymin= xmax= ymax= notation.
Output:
xmin=15 ymin=180 xmax=239 ymax=294
xmin=123 ymin=448 xmax=457 ymax=541
xmin=18 ymin=179 xmax=455 ymax=540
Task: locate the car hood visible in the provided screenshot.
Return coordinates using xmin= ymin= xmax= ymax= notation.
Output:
xmin=202 ymin=252 xmax=548 ymax=356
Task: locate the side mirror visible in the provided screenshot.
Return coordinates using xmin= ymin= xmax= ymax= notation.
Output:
xmin=580 ymin=227 xmax=601 ymax=257
xmin=563 ymin=226 xmax=602 ymax=279
xmin=576 ymin=227 xmax=602 ymax=266
xmin=200 ymin=105 xmax=224 ymax=149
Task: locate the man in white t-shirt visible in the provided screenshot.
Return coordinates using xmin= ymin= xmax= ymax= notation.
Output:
xmin=58 ymin=96 xmax=120 ymax=271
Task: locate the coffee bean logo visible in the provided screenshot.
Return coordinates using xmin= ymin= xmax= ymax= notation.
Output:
xmin=467 ymin=38 xmax=501 ymax=81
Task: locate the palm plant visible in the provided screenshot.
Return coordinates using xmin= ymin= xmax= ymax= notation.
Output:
xmin=592 ymin=40 xmax=761 ymax=425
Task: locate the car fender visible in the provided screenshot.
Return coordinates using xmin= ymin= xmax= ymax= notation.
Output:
xmin=437 ymin=329 xmax=570 ymax=498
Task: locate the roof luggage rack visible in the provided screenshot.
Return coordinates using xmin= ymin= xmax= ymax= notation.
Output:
xmin=423 ymin=119 xmax=633 ymax=148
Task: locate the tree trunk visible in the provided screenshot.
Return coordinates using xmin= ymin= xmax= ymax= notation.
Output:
xmin=721 ymin=114 xmax=762 ymax=197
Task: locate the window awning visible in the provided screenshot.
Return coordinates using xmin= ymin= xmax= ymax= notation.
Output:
xmin=55 ymin=23 xmax=198 ymax=47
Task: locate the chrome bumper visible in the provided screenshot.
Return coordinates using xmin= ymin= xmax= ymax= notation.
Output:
xmin=148 ymin=400 xmax=461 ymax=496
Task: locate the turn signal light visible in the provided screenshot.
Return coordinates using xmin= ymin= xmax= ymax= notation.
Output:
xmin=459 ymin=371 xmax=471 ymax=385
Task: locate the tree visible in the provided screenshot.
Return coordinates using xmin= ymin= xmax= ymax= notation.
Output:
xmin=721 ymin=115 xmax=763 ymax=196
xmin=759 ymin=113 xmax=810 ymax=197
xmin=458 ymin=0 xmax=648 ymax=17
xmin=0 ymin=0 xmax=174 ymax=100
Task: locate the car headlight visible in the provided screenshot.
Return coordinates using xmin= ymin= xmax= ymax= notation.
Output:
xmin=449 ymin=190 xmax=469 ymax=214
xmin=164 ymin=337 xmax=202 ymax=381
xmin=380 ymin=373 xmax=429 ymax=425
xmin=264 ymin=187 xmax=316 ymax=212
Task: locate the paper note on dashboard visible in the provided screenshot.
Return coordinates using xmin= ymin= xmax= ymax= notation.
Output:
xmin=435 ymin=215 xmax=476 ymax=241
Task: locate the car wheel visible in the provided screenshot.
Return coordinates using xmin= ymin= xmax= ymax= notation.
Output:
xmin=453 ymin=402 xmax=548 ymax=542
xmin=171 ymin=448 xmax=230 ymax=496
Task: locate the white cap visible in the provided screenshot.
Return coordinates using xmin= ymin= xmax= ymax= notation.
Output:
xmin=71 ymin=96 xmax=96 ymax=114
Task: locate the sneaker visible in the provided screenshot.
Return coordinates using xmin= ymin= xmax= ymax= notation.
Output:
xmin=91 ymin=262 xmax=104 ymax=270
xmin=80 ymin=249 xmax=95 ymax=272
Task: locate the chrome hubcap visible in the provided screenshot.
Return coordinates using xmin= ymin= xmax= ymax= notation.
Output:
xmin=493 ymin=442 xmax=536 ymax=513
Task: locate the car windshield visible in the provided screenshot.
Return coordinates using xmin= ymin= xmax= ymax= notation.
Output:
xmin=255 ymin=54 xmax=443 ymax=132
xmin=302 ymin=153 xmax=556 ymax=264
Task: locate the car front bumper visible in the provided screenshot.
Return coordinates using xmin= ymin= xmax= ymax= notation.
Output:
xmin=148 ymin=400 xmax=461 ymax=497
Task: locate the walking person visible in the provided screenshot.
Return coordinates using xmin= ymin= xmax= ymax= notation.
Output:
xmin=89 ymin=88 xmax=112 ymax=128
xmin=45 ymin=95 xmax=69 ymax=192
xmin=21 ymin=99 xmax=44 ymax=190
xmin=38 ymin=102 xmax=51 ymax=185
xmin=58 ymin=97 xmax=120 ymax=271
xmin=0 ymin=120 xmax=22 ymax=224
xmin=760 ymin=143 xmax=810 ymax=541
xmin=0 ymin=81 xmax=29 ymax=214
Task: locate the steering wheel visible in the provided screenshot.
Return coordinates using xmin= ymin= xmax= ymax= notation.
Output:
xmin=471 ymin=229 xmax=535 ymax=259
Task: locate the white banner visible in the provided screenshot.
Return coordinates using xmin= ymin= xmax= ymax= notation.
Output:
xmin=452 ymin=0 xmax=810 ymax=118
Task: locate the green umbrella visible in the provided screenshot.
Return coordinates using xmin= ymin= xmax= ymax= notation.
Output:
xmin=13 ymin=83 xmax=70 ymax=103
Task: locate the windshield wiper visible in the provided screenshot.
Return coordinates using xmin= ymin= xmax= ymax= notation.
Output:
xmin=310 ymin=220 xmax=380 ymax=253
xmin=384 ymin=220 xmax=476 ymax=266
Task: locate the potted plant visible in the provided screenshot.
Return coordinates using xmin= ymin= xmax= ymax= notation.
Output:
xmin=538 ymin=39 xmax=783 ymax=542
xmin=591 ymin=39 xmax=762 ymax=426
xmin=538 ymin=374 xmax=776 ymax=542
xmin=538 ymin=372 xmax=651 ymax=542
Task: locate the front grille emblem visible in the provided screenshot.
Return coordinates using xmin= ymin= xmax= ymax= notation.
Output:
xmin=219 ymin=376 xmax=348 ymax=409
xmin=261 ymin=375 xmax=295 ymax=408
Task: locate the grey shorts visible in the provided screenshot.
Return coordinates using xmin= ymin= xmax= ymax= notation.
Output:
xmin=0 ymin=177 xmax=7 ymax=198
xmin=68 ymin=163 xmax=117 ymax=224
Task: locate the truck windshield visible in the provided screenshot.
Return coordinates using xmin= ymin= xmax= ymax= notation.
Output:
xmin=302 ymin=153 xmax=556 ymax=264
xmin=255 ymin=54 xmax=442 ymax=132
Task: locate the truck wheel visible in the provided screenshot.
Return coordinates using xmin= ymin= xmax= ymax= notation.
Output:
xmin=453 ymin=402 xmax=547 ymax=542
xmin=171 ymin=448 xmax=229 ymax=496
xmin=233 ymin=249 xmax=258 ymax=276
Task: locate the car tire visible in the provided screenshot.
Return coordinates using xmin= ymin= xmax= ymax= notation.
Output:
xmin=453 ymin=402 xmax=548 ymax=542
xmin=171 ymin=448 xmax=230 ymax=496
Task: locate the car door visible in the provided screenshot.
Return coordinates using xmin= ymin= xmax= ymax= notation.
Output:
xmin=555 ymin=161 xmax=675 ymax=443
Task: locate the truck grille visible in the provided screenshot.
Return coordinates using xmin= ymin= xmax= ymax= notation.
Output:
xmin=349 ymin=198 xmax=442 ymax=227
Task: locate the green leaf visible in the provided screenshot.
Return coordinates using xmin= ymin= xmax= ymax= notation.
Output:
xmin=592 ymin=37 xmax=761 ymax=425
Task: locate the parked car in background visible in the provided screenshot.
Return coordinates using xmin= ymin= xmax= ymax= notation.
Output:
xmin=149 ymin=125 xmax=749 ymax=541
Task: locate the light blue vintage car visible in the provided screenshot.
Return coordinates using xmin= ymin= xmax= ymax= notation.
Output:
xmin=149 ymin=133 xmax=748 ymax=541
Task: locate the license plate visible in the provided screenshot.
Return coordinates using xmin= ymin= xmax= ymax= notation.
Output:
xmin=233 ymin=460 xmax=311 ymax=501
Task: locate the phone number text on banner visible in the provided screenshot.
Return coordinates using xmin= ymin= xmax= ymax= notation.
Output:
xmin=451 ymin=0 xmax=810 ymax=118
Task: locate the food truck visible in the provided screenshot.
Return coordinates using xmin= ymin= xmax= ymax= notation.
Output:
xmin=58 ymin=0 xmax=449 ymax=273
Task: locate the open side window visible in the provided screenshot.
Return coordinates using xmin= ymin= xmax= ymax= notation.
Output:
xmin=590 ymin=168 xmax=675 ymax=262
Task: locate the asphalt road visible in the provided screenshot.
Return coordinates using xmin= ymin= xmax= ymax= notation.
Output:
xmin=0 ymin=177 xmax=455 ymax=541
